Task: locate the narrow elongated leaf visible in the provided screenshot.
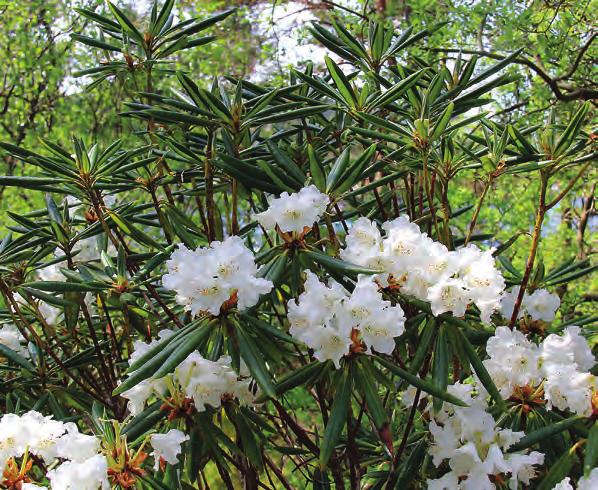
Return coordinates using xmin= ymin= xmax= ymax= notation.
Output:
xmin=584 ymin=423 xmax=598 ymax=477
xmin=71 ymin=34 xmax=122 ymax=52
xmin=537 ymin=446 xmax=576 ymax=490
xmin=554 ymin=102 xmax=590 ymax=157
xmin=107 ymin=1 xmax=144 ymax=43
xmin=235 ymin=321 xmax=275 ymax=397
xmin=325 ymin=56 xmax=357 ymax=108
xmin=432 ymin=326 xmax=449 ymax=411
xmin=0 ymin=344 xmax=36 ymax=372
xmin=375 ymin=356 xmax=467 ymax=406
xmin=367 ymin=69 xmax=427 ymax=109
xmin=454 ymin=327 xmax=505 ymax=410
xmin=507 ymin=416 xmax=583 ymax=453
xmin=320 ymin=367 xmax=351 ymax=467
xmin=430 ymin=102 xmax=454 ymax=141
xmin=308 ymin=144 xmax=326 ymax=191
xmin=355 ymin=357 xmax=388 ymax=431
xmin=326 ymin=147 xmax=351 ymax=192
xmin=303 ymin=249 xmax=380 ymax=276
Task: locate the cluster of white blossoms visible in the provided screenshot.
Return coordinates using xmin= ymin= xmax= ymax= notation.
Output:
xmin=500 ymin=286 xmax=561 ymax=322
xmin=121 ymin=331 xmax=254 ymax=415
xmin=150 ymin=429 xmax=189 ymax=470
xmin=341 ymin=217 xmax=505 ymax=323
xmin=552 ymin=469 xmax=598 ymax=490
xmin=0 ymin=411 xmax=108 ymax=490
xmin=163 ymin=236 xmax=273 ymax=316
xmin=287 ymin=272 xmax=405 ymax=367
xmin=0 ymin=323 xmax=29 ymax=358
xmin=483 ymin=326 xmax=596 ymax=416
xmin=253 ymin=185 xmax=329 ymax=233
xmin=416 ymin=383 xmax=545 ymax=490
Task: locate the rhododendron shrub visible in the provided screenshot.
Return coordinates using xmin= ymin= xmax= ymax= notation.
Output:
xmin=0 ymin=1 xmax=595 ymax=489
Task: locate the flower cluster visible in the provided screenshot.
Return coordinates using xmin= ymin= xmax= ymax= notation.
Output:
xmin=162 ymin=236 xmax=273 ymax=316
xmin=500 ymin=286 xmax=560 ymax=322
xmin=483 ymin=326 xmax=596 ymax=416
xmin=121 ymin=332 xmax=254 ymax=415
xmin=287 ymin=272 xmax=405 ymax=367
xmin=0 ymin=411 xmax=107 ymax=489
xmin=418 ymin=383 xmax=544 ymax=490
xmin=253 ymin=185 xmax=329 ymax=233
xmin=0 ymin=323 xmax=29 ymax=358
xmin=341 ymin=217 xmax=505 ymax=322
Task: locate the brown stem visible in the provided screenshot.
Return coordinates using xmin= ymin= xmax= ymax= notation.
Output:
xmin=508 ymin=174 xmax=548 ymax=327
xmin=464 ymin=176 xmax=493 ymax=246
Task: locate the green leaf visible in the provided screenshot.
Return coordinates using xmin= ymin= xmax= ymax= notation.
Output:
xmin=251 ymin=104 xmax=331 ymax=125
xmin=537 ymin=445 xmax=577 ymax=490
xmin=292 ymin=69 xmax=344 ymax=103
xmin=108 ymin=211 xmax=165 ymax=250
xmin=454 ymin=327 xmax=505 ymax=410
xmin=325 ymin=147 xmax=351 ymax=192
xmin=508 ymin=415 xmax=583 ymax=453
xmin=0 ymin=344 xmax=36 ymax=372
xmin=432 ymin=326 xmax=449 ymax=411
xmin=394 ymin=438 xmax=428 ymax=488
xmin=554 ymin=102 xmax=590 ymax=157
xmin=114 ymin=325 xmax=208 ymax=395
xmin=19 ymin=287 xmax=78 ymax=308
xmin=266 ymin=140 xmax=306 ymax=185
xmin=332 ymin=144 xmax=377 ymax=195
xmin=107 ymin=1 xmax=144 ymax=43
xmin=21 ymin=281 xmax=105 ymax=293
xmin=324 ymin=56 xmax=357 ymax=108
xmin=367 ymin=69 xmax=427 ymax=109
xmin=302 ymin=248 xmax=381 ymax=276
xmin=320 ymin=367 xmax=352 ymax=467
xmin=355 ymin=357 xmax=388 ymax=431
xmin=122 ymin=402 xmax=165 ymax=440
xmin=70 ymin=34 xmax=121 ymax=52
xmin=430 ymin=102 xmax=454 ymax=141
xmin=229 ymin=408 xmax=263 ymax=470
xmin=374 ymin=355 xmax=467 ymax=406
xmin=584 ymin=422 xmax=598 ymax=477
xmin=264 ymin=361 xmax=324 ymax=400
xmin=308 ymin=144 xmax=327 ymax=191
xmin=235 ymin=321 xmax=276 ymax=398
xmin=151 ymin=0 xmax=174 ymax=35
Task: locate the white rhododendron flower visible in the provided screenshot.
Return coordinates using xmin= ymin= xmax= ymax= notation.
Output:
xmin=422 ymin=382 xmax=544 ymax=490
xmin=55 ymin=424 xmax=102 ymax=463
xmin=500 ymin=287 xmax=560 ymax=322
xmin=0 ymin=323 xmax=29 ymax=358
xmin=0 ymin=411 xmax=106 ymax=487
xmin=552 ymin=468 xmax=598 ymax=490
xmin=483 ymin=327 xmax=542 ymax=397
xmin=163 ymin=236 xmax=273 ymax=316
xmin=121 ymin=336 xmax=255 ymax=414
xmin=341 ymin=216 xmax=504 ymax=322
xmin=253 ymin=185 xmax=329 ymax=233
xmin=287 ymin=271 xmax=405 ymax=367
xmin=150 ymin=429 xmax=189 ymax=469
xmin=47 ymin=454 xmax=110 ymax=490
xmin=541 ymin=325 xmax=595 ymax=371
xmin=177 ymin=354 xmax=254 ymax=411
xmin=120 ymin=330 xmax=175 ymax=415
xmin=483 ymin=326 xmax=596 ymax=416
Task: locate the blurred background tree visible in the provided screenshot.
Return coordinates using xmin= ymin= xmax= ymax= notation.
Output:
xmin=0 ymin=0 xmax=595 ymax=316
